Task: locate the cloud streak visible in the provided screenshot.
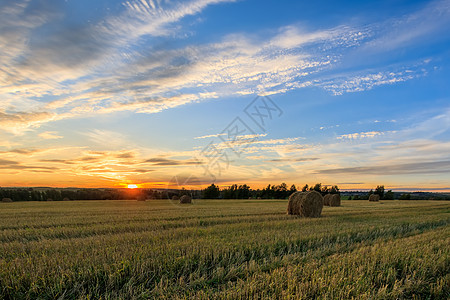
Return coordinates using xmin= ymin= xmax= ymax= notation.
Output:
xmin=314 ymin=160 xmax=450 ymax=175
xmin=1 ymin=0 xmax=447 ymax=133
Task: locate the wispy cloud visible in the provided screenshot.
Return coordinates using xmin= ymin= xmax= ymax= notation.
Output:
xmin=337 ymin=131 xmax=396 ymax=140
xmin=144 ymin=157 xmax=203 ymax=166
xmin=2 ymin=0 xmax=446 ymax=134
xmin=38 ymin=131 xmax=63 ymax=140
xmin=314 ymin=160 xmax=450 ymax=175
xmin=195 ymin=133 xmax=227 ymax=139
xmin=319 ymin=65 xmax=429 ymax=96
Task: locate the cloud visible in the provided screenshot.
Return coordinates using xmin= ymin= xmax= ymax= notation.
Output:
xmin=0 ymin=110 xmax=56 ymax=133
xmin=268 ymin=157 xmax=319 ymax=162
xmin=195 ymin=133 xmax=227 ymax=139
xmin=0 ymin=157 xmax=57 ymax=171
xmin=38 ymin=131 xmax=63 ymax=140
xmin=0 ymin=148 xmax=42 ymax=155
xmin=314 ymin=160 xmax=450 ymax=175
xmin=82 ymin=129 xmax=131 ymax=149
xmin=39 ymin=159 xmax=74 ymax=164
xmin=336 ymin=131 xmax=396 ymax=140
xmin=0 ymin=0 xmax=448 ymax=136
xmin=0 ymin=158 xmax=19 ymax=166
xmin=115 ymin=152 xmax=135 ymax=159
xmin=319 ymin=66 xmax=428 ymax=96
xmin=144 ymin=157 xmax=203 ymax=166
xmin=362 ymin=0 xmax=450 ymax=52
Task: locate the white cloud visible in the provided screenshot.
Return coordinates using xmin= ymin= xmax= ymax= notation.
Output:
xmin=0 ymin=0 xmax=447 ymax=135
xmin=337 ymin=131 xmax=397 ymax=140
xmin=38 ymin=131 xmax=63 ymax=140
xmin=195 ymin=133 xmax=228 ymax=139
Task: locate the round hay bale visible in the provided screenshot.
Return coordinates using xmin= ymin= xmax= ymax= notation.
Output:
xmin=171 ymin=195 xmax=180 ymax=201
xmin=47 ymin=198 xmax=53 ymax=201
xmin=63 ymin=197 xmax=70 ymax=201
xmin=298 ymin=191 xmax=323 ymax=217
xmin=329 ymin=194 xmax=341 ymax=207
xmin=257 ymin=197 xmax=261 ymax=200
xmin=2 ymin=198 xmax=12 ymax=203
xmin=287 ymin=191 xmax=304 ymax=215
xmin=323 ymin=194 xmax=332 ymax=206
xmin=369 ymin=194 xmax=380 ymax=202
xmin=179 ymin=195 xmax=192 ymax=204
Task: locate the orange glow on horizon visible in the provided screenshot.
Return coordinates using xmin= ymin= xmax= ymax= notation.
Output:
xmin=127 ymin=184 xmax=138 ymax=189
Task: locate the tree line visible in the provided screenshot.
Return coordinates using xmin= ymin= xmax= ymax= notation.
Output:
xmin=3 ymin=184 xmax=439 ymax=202
xmin=202 ymin=183 xmax=340 ymax=199
xmin=0 ymin=183 xmax=339 ymax=201
xmin=0 ymin=188 xmax=154 ymax=202
xmin=349 ymin=185 xmax=397 ymax=200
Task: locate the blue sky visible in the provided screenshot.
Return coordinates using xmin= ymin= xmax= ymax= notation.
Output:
xmin=0 ymin=0 xmax=449 ymax=191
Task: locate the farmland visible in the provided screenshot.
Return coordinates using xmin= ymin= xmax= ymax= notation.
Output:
xmin=0 ymin=200 xmax=449 ymax=299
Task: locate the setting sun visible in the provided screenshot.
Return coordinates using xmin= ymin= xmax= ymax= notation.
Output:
xmin=127 ymin=184 xmax=138 ymax=189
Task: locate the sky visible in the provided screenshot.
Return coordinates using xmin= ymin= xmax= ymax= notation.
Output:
xmin=1 ymin=0 xmax=450 ymax=191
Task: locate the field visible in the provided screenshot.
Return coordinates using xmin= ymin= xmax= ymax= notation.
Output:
xmin=0 ymin=200 xmax=449 ymax=299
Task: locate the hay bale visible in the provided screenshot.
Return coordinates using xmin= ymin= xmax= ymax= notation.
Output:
xmin=323 ymin=194 xmax=332 ymax=206
xmin=2 ymin=198 xmax=12 ymax=203
xmin=287 ymin=191 xmax=304 ymax=214
xmin=47 ymin=198 xmax=53 ymax=201
xmin=287 ymin=191 xmax=323 ymax=217
xmin=257 ymin=197 xmax=261 ymax=200
xmin=329 ymin=194 xmax=341 ymax=207
xmin=63 ymin=197 xmax=70 ymax=201
xmin=369 ymin=194 xmax=380 ymax=202
xmin=298 ymin=191 xmax=324 ymax=217
xmin=171 ymin=195 xmax=180 ymax=201
xmin=179 ymin=195 xmax=192 ymax=204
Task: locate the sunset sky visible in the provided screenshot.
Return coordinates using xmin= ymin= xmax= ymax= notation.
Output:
xmin=1 ymin=0 xmax=450 ymax=191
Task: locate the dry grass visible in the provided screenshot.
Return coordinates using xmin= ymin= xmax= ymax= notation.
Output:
xmin=0 ymin=200 xmax=448 ymax=299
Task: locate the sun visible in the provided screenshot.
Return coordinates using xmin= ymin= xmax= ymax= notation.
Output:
xmin=127 ymin=184 xmax=138 ymax=189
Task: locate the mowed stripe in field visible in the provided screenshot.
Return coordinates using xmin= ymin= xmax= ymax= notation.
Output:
xmin=0 ymin=200 xmax=449 ymax=299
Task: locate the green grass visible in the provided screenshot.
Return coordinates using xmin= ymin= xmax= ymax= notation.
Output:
xmin=0 ymin=200 xmax=449 ymax=299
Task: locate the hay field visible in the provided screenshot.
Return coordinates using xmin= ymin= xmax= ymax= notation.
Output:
xmin=0 ymin=200 xmax=449 ymax=299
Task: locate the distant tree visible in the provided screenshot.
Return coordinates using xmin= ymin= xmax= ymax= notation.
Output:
xmin=289 ymin=184 xmax=297 ymax=195
xmin=237 ymin=184 xmax=250 ymax=199
xmin=330 ymin=185 xmax=340 ymax=195
xmin=321 ymin=185 xmax=330 ymax=195
xmin=311 ymin=183 xmax=322 ymax=193
xmin=348 ymin=195 xmax=352 ymax=200
xmin=203 ymin=184 xmax=220 ymax=199
xmin=222 ymin=184 xmax=237 ymax=199
xmin=384 ymin=190 xmax=394 ymax=200
xmin=399 ymin=193 xmax=411 ymax=200
xmin=179 ymin=188 xmax=189 ymax=197
xmin=301 ymin=184 xmax=309 ymax=192
xmin=274 ymin=183 xmax=288 ymax=199
xmin=374 ymin=185 xmax=385 ymax=199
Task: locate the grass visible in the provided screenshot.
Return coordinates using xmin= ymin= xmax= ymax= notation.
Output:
xmin=0 ymin=200 xmax=449 ymax=299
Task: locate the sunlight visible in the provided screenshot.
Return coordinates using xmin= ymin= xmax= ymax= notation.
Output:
xmin=127 ymin=184 xmax=138 ymax=189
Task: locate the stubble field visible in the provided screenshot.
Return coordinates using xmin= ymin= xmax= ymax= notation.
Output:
xmin=0 ymin=199 xmax=449 ymax=299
